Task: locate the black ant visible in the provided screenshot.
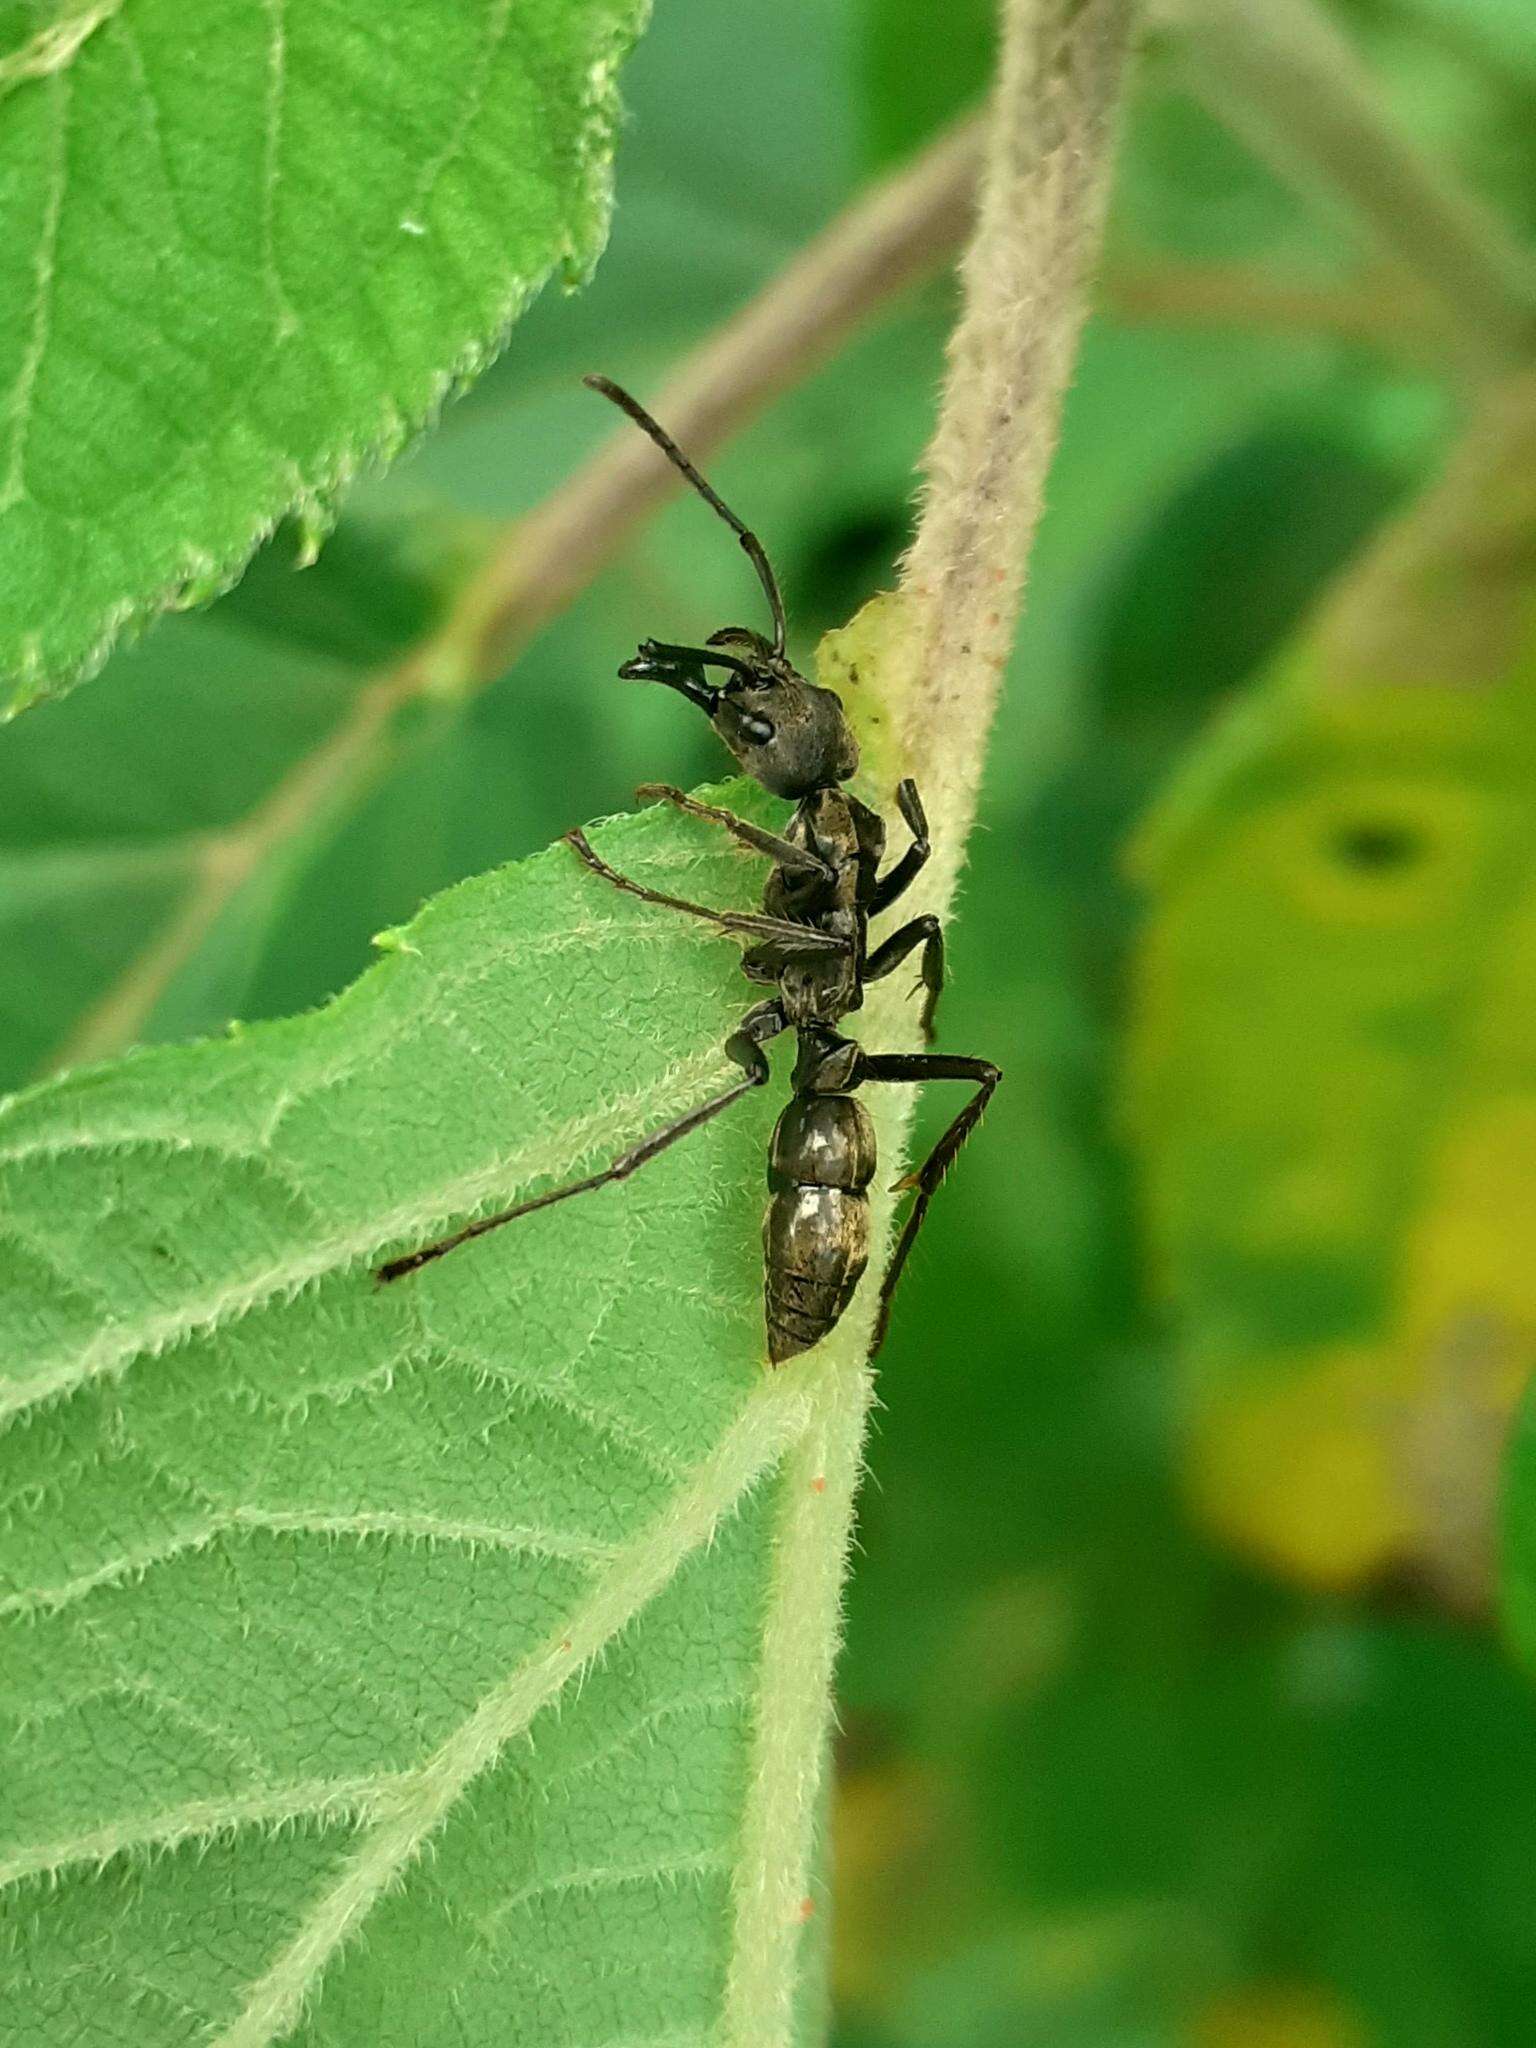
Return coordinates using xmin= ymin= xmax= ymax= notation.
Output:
xmin=380 ymin=376 xmax=999 ymax=1363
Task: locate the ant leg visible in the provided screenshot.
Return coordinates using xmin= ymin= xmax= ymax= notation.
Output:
xmin=870 ymin=779 xmax=930 ymax=915
xmin=855 ymin=1052 xmax=1001 ymax=1356
xmin=566 ymin=830 xmax=844 ymax=953
xmin=635 ymin=784 xmax=833 ymax=880
xmin=378 ymin=1003 xmax=786 ymax=1283
xmin=865 ymin=915 xmax=944 ymax=1043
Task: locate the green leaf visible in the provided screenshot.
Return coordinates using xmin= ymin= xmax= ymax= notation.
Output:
xmin=1504 ymin=1378 xmax=1536 ymax=1669
xmin=1124 ymin=631 xmax=1536 ymax=1600
xmin=0 ymin=0 xmax=648 ymax=713
xmin=0 ymin=787 xmax=885 ymax=2045
xmin=0 ymin=522 xmax=444 ymax=1085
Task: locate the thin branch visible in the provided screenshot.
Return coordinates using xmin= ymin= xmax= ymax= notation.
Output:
xmin=1163 ymin=0 xmax=1536 ymax=376
xmin=1103 ymin=255 xmax=1445 ymax=364
xmin=46 ymin=674 xmax=413 ymax=1072
xmin=43 ymin=117 xmax=982 ymax=1077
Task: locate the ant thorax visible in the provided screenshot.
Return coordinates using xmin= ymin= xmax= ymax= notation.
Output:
xmin=775 ymin=928 xmax=862 ymax=1030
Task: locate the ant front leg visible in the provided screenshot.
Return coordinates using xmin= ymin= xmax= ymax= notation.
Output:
xmin=865 ymin=915 xmax=944 ymax=1044
xmin=856 ymin=1051 xmax=1001 ymax=1357
xmin=870 ymin=778 xmax=930 ymax=915
xmin=565 ymin=830 xmax=844 ymax=953
xmin=634 ymin=784 xmax=833 ymax=880
xmin=378 ymin=1002 xmax=787 ymax=1283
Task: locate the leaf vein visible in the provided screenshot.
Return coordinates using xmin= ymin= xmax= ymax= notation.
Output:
xmin=207 ymin=1371 xmax=813 ymax=2048
xmin=0 ymin=1046 xmax=732 ymax=1431
xmin=259 ymin=0 xmax=294 ymax=337
xmin=0 ymin=67 xmax=70 ymax=510
xmin=406 ymin=0 xmax=513 ymax=226
xmin=480 ymin=1850 xmax=730 ymax=1941
xmin=0 ymin=0 xmax=122 ymax=93
xmin=0 ymin=1505 xmax=615 ymax=1618
xmin=0 ymin=1773 xmax=401 ymax=1888
xmin=433 ymin=1344 xmax=687 ymax=1483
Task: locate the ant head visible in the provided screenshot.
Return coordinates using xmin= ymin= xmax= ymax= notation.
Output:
xmin=620 ymin=630 xmax=859 ymax=798
xmin=587 ymin=374 xmax=860 ymax=797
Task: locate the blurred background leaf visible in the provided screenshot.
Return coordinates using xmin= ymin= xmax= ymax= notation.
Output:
xmin=8 ymin=0 xmax=1536 ymax=2043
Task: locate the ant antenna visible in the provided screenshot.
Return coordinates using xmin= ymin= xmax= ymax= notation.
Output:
xmin=584 ymin=374 xmax=787 ymax=658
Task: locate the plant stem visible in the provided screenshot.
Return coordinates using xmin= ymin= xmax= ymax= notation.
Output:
xmin=1104 ymin=256 xmax=1445 ymax=365
xmin=720 ymin=3 xmax=1138 ymax=2042
xmin=897 ymin=0 xmax=1139 ymax=905
xmin=1164 ymin=0 xmax=1536 ymax=376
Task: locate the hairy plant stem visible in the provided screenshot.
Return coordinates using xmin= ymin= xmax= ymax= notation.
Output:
xmin=894 ymin=0 xmax=1138 ymax=908
xmin=720 ymin=3 xmax=1137 ymax=2042
xmin=1164 ymin=0 xmax=1536 ymax=377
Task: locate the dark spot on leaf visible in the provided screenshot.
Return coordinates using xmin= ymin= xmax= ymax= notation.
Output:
xmin=1331 ymin=820 xmax=1425 ymax=873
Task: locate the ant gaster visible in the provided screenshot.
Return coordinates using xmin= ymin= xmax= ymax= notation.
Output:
xmin=380 ymin=376 xmax=1000 ymax=1363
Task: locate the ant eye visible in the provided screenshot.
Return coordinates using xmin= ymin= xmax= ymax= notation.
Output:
xmin=741 ymin=716 xmax=774 ymax=744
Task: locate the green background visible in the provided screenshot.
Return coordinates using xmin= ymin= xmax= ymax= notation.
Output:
xmin=7 ymin=0 xmax=1536 ymax=2042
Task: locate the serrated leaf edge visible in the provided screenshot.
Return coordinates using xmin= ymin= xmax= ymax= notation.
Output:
xmin=2 ymin=0 xmax=652 ymax=712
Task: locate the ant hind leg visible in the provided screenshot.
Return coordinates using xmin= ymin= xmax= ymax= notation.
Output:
xmin=855 ymin=1051 xmax=1000 ymax=1356
xmin=378 ymin=1002 xmax=787 ymax=1283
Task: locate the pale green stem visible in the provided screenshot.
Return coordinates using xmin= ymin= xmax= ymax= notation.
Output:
xmin=896 ymin=0 xmax=1140 ymax=907
xmin=720 ymin=1 xmax=1140 ymax=2042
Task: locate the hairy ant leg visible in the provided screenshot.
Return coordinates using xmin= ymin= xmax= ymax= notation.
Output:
xmin=865 ymin=915 xmax=945 ymax=1043
xmin=635 ymin=784 xmax=834 ymax=879
xmin=856 ymin=1052 xmax=1001 ymax=1356
xmin=378 ymin=1002 xmax=788 ymax=1284
xmin=565 ymin=830 xmax=844 ymax=952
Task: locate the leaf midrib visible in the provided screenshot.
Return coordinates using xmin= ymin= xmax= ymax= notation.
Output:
xmin=195 ymin=1367 xmax=816 ymax=2048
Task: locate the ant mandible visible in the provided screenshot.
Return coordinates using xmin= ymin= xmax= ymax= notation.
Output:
xmin=380 ymin=375 xmax=1000 ymax=1363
